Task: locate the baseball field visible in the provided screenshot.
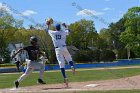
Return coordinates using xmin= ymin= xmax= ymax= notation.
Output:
xmin=1 ymin=66 xmax=140 ymax=93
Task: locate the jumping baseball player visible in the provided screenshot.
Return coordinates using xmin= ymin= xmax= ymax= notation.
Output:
xmin=12 ymin=36 xmax=46 ymax=88
xmin=45 ymin=18 xmax=75 ymax=87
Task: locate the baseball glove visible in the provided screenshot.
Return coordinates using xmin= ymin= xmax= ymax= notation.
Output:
xmin=45 ymin=18 xmax=53 ymax=25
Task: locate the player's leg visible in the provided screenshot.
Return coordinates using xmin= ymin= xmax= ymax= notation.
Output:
xmin=14 ymin=60 xmax=34 ymax=88
xmin=56 ymin=51 xmax=66 ymax=78
xmin=15 ymin=67 xmax=33 ymax=88
xmin=63 ymin=47 xmax=75 ymax=75
xmin=34 ymin=62 xmax=46 ymax=84
xmin=55 ymin=48 xmax=68 ymax=87
xmin=17 ymin=67 xmax=33 ymax=82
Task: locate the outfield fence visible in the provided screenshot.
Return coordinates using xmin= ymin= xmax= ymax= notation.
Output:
xmin=0 ymin=59 xmax=140 ymax=73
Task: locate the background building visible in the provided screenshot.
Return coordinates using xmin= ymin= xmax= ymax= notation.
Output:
xmin=8 ymin=43 xmax=28 ymax=63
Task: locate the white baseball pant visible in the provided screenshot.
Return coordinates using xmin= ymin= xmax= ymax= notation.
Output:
xmin=55 ymin=47 xmax=72 ymax=68
xmin=17 ymin=59 xmax=45 ymax=82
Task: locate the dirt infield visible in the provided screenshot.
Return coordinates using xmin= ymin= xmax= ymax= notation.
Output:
xmin=1 ymin=75 xmax=140 ymax=93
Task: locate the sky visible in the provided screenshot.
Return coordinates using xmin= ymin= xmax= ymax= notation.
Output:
xmin=0 ymin=0 xmax=139 ymax=32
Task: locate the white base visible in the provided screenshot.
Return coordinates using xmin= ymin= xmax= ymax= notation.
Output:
xmin=85 ymin=84 xmax=99 ymax=87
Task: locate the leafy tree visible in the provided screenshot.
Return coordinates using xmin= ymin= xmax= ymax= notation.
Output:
xmin=0 ymin=8 xmax=23 ymax=62
xmin=68 ymin=19 xmax=97 ymax=49
xmin=120 ymin=7 xmax=140 ymax=57
xmin=99 ymin=17 xmax=126 ymax=59
xmin=99 ymin=28 xmax=110 ymax=49
xmin=99 ymin=18 xmax=126 ymax=50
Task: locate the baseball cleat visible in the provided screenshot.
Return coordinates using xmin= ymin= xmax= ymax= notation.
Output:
xmin=14 ymin=81 xmax=19 ymax=88
xmin=64 ymin=78 xmax=69 ymax=87
xmin=71 ymin=66 xmax=75 ymax=75
xmin=37 ymin=79 xmax=46 ymax=84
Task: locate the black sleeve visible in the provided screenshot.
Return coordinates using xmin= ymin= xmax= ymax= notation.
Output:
xmin=23 ymin=46 xmax=29 ymax=51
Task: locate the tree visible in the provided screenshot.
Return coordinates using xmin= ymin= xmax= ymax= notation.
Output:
xmin=99 ymin=28 xmax=110 ymax=49
xmin=99 ymin=17 xmax=127 ymax=58
xmin=68 ymin=19 xmax=97 ymax=49
xmin=120 ymin=7 xmax=140 ymax=57
xmin=0 ymin=8 xmax=23 ymax=62
xmin=108 ymin=19 xmax=126 ymax=50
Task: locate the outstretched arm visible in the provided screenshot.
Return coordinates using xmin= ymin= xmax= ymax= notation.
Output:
xmin=11 ymin=48 xmax=24 ymax=58
xmin=62 ymin=23 xmax=71 ymax=33
xmin=45 ymin=23 xmax=51 ymax=32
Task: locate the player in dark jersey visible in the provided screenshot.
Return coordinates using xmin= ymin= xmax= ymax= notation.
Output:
xmin=12 ymin=36 xmax=46 ymax=88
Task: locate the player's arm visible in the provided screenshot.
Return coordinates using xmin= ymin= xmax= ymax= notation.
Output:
xmin=11 ymin=48 xmax=24 ymax=58
xmin=45 ymin=24 xmax=50 ymax=33
xmin=62 ymin=23 xmax=71 ymax=33
xmin=45 ymin=18 xmax=53 ymax=32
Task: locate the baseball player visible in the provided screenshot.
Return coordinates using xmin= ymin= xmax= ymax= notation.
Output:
xmin=45 ymin=19 xmax=75 ymax=87
xmin=12 ymin=36 xmax=46 ymax=88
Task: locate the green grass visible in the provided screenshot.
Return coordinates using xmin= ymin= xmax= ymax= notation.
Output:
xmin=0 ymin=68 xmax=140 ymax=88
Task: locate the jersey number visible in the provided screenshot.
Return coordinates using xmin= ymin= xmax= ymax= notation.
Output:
xmin=56 ymin=35 xmax=61 ymax=40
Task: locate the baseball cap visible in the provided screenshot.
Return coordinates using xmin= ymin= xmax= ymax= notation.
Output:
xmin=54 ymin=23 xmax=61 ymax=31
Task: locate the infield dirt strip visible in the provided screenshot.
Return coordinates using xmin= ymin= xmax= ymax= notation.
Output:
xmin=1 ymin=75 xmax=140 ymax=93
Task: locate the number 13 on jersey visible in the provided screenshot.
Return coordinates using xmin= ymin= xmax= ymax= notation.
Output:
xmin=56 ymin=35 xmax=61 ymax=40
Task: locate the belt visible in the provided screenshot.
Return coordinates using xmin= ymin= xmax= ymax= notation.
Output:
xmin=55 ymin=45 xmax=66 ymax=48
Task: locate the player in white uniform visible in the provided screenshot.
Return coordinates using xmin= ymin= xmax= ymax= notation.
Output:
xmin=46 ymin=22 xmax=75 ymax=87
xmin=12 ymin=36 xmax=46 ymax=88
